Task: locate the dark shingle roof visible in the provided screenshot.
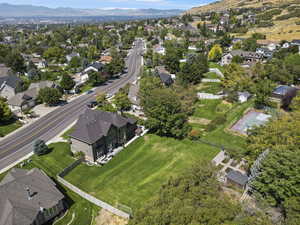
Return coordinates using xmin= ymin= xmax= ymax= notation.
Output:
xmin=0 ymin=168 xmax=64 ymax=225
xmin=227 ymin=170 xmax=248 ymax=186
xmin=70 ymin=109 xmax=136 ymax=144
xmin=0 ymin=75 xmax=22 ymax=89
xmin=273 ymin=85 xmax=297 ymax=96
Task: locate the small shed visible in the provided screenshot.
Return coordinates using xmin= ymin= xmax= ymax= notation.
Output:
xmin=226 ymin=170 xmax=248 ymax=189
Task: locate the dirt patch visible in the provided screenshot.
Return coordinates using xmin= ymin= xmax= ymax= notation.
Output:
xmin=189 ymin=117 xmax=211 ymax=125
xmin=95 ymin=209 xmax=128 ymax=225
xmin=153 ymin=143 xmax=171 ymax=152
xmin=143 ymin=135 xmax=149 ymax=141
xmin=222 ymin=100 xmax=232 ymax=105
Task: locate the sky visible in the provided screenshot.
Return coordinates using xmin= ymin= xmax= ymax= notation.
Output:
xmin=0 ymin=0 xmax=211 ymax=10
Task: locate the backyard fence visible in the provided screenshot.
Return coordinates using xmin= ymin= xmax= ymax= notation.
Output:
xmin=57 ymin=159 xmax=131 ymax=219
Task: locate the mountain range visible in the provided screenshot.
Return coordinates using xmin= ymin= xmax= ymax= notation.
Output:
xmin=186 ymin=0 xmax=298 ymax=14
xmin=0 ymin=3 xmax=183 ymax=17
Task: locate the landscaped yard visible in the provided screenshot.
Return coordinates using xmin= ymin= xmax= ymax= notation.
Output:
xmin=196 ymin=82 xmax=222 ymax=94
xmin=0 ymin=142 xmax=99 ymax=225
xmin=209 ymin=62 xmax=225 ymax=73
xmin=0 ymin=119 xmax=22 ymax=137
xmin=64 ymin=134 xmax=219 ymax=210
xmin=192 ymin=99 xmax=223 ymax=120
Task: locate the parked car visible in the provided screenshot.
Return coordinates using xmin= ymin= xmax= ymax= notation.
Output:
xmin=87 ymin=101 xmax=97 ymax=108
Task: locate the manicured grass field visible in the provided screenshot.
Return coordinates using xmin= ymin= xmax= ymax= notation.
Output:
xmin=201 ymin=100 xmax=254 ymax=154
xmin=0 ymin=143 xmax=99 ymax=225
xmin=0 ymin=119 xmax=22 ymax=137
xmin=64 ymin=134 xmax=219 ymax=210
xmin=193 ymin=99 xmax=222 ymax=120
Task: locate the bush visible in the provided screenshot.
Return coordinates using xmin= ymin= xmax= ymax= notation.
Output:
xmin=73 ymin=151 xmax=85 ymax=159
xmin=206 ymin=114 xmax=227 ymax=132
xmin=188 ymin=129 xmax=201 ymax=140
xmin=33 ymin=139 xmax=48 ymax=156
xmin=216 ymin=103 xmax=232 ymax=114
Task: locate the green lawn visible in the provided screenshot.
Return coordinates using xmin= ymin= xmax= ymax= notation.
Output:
xmin=201 ymin=100 xmax=254 ymax=155
xmin=193 ymin=99 xmax=223 ymax=120
xmin=203 ymin=72 xmax=220 ymax=79
xmin=209 ymin=62 xmax=225 ymax=73
xmin=79 ymin=83 xmax=93 ymax=93
xmin=0 ymin=119 xmax=22 ymax=137
xmin=0 ymin=142 xmax=99 ymax=225
xmin=61 ymin=127 xmax=75 ymax=140
xmin=64 ymin=134 xmax=219 ymax=210
xmin=197 ymin=82 xmax=222 ymax=94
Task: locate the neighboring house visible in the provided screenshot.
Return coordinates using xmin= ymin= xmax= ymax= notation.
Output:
xmin=8 ymin=88 xmax=38 ymax=114
xmin=291 ymin=39 xmax=300 ymax=46
xmin=0 ymin=75 xmax=23 ymax=99
xmin=256 ymin=48 xmax=273 ymax=58
xmin=221 ymin=50 xmax=263 ymax=66
xmin=8 ymin=81 xmax=56 ymax=114
xmin=69 ymin=109 xmax=137 ymax=162
xmin=0 ymin=64 xmax=11 ymax=77
xmin=271 ymin=85 xmax=298 ymax=108
xmin=238 ymin=91 xmax=251 ymax=103
xmin=226 ymin=170 xmax=248 ymax=189
xmin=31 ymin=58 xmax=47 ymax=69
xmin=154 ymin=66 xmax=174 ymax=86
xmin=29 ymin=80 xmax=55 ymax=90
xmin=0 ymin=168 xmax=65 ymax=225
xmin=81 ymin=62 xmax=104 ymax=82
xmin=153 ymin=44 xmax=165 ymax=55
xmin=66 ymin=52 xmax=80 ymax=62
xmin=99 ymin=55 xmax=113 ymax=64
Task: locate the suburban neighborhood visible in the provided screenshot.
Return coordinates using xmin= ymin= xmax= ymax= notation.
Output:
xmin=0 ymin=0 xmax=299 ymax=225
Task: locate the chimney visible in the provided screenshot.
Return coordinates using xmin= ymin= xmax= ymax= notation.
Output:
xmin=26 ymin=187 xmax=32 ymax=200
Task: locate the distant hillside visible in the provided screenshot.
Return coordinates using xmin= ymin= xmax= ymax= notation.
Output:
xmin=0 ymin=3 xmax=183 ymax=17
xmin=187 ymin=0 xmax=299 ymax=14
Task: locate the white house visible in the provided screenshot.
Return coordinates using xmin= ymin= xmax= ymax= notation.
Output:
xmin=238 ymin=91 xmax=251 ymax=103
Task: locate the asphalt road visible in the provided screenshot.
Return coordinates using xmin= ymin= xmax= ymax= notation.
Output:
xmin=0 ymin=39 xmax=144 ymax=171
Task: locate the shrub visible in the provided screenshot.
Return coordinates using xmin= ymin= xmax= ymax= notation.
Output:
xmin=216 ymin=103 xmax=232 ymax=114
xmin=73 ymin=151 xmax=85 ymax=159
xmin=33 ymin=139 xmax=48 ymax=156
xmin=188 ymin=129 xmax=201 ymax=140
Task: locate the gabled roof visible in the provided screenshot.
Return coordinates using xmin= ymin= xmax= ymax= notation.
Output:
xmin=0 ymin=168 xmax=64 ymax=225
xmin=70 ymin=109 xmax=136 ymax=144
xmin=227 ymin=170 xmax=248 ymax=186
xmin=0 ymin=75 xmax=22 ymax=89
xmin=273 ymin=85 xmax=297 ymax=96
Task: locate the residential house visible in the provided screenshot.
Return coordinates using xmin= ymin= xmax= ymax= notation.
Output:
xmin=8 ymin=81 xmax=56 ymax=114
xmin=153 ymin=44 xmax=165 ymax=55
xmin=69 ymin=109 xmax=137 ymax=162
xmin=99 ymin=55 xmax=113 ymax=64
xmin=0 ymin=168 xmax=65 ymax=225
xmin=154 ymin=66 xmax=174 ymax=86
xmin=31 ymin=57 xmax=47 ymax=69
xmin=0 ymin=64 xmax=11 ymax=77
xmin=0 ymin=75 xmax=23 ymax=99
xmin=291 ymin=39 xmax=300 ymax=46
xmin=256 ymin=48 xmax=273 ymax=58
xmin=271 ymin=85 xmax=298 ymax=108
xmin=81 ymin=62 xmax=104 ymax=83
xmin=221 ymin=50 xmax=263 ymax=66
xmin=238 ymin=91 xmax=251 ymax=103
xmin=66 ymin=52 xmax=80 ymax=62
